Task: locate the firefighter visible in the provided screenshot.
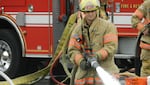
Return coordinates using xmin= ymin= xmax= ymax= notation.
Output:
xmin=67 ymin=0 xmax=119 ymax=84
xmin=131 ymin=0 xmax=150 ymax=77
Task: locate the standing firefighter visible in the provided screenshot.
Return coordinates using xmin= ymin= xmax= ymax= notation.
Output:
xmin=131 ymin=0 xmax=150 ymax=77
xmin=67 ymin=0 xmax=119 ymax=84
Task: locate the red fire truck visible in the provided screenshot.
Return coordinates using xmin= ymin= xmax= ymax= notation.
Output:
xmin=0 ymin=0 xmax=143 ymax=82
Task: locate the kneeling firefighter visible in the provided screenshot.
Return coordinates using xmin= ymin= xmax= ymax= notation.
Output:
xmin=67 ymin=0 xmax=120 ymax=84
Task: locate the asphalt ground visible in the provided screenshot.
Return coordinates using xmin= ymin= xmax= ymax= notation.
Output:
xmin=33 ymin=76 xmax=126 ymax=85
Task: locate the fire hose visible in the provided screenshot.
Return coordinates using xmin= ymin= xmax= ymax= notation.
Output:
xmin=0 ymin=71 xmax=14 ymax=85
xmin=0 ymin=11 xmax=78 ymax=85
xmin=0 ymin=47 xmax=63 ymax=85
xmin=49 ymin=13 xmax=78 ymax=85
xmin=0 ymin=63 xmax=50 ymax=85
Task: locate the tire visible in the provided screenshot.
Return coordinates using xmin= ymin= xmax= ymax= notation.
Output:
xmin=0 ymin=29 xmax=22 ymax=80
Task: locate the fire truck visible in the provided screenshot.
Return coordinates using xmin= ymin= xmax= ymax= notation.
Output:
xmin=0 ymin=0 xmax=143 ymax=83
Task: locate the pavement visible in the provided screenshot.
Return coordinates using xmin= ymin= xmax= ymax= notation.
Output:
xmin=33 ymin=76 xmax=126 ymax=85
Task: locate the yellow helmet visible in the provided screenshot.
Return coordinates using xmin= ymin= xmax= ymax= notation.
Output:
xmin=79 ymin=0 xmax=100 ymax=12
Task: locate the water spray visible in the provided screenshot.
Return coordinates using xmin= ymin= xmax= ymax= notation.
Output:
xmin=89 ymin=58 xmax=121 ymax=85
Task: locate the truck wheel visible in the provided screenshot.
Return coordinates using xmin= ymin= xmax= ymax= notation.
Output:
xmin=0 ymin=29 xmax=22 ymax=79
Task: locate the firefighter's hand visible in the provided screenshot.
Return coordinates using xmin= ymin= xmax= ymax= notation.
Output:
xmin=80 ymin=59 xmax=91 ymax=70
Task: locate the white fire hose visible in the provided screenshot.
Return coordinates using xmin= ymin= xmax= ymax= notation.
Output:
xmin=0 ymin=71 xmax=14 ymax=85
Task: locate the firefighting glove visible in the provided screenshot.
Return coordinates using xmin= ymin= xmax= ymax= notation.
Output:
xmin=80 ymin=59 xmax=91 ymax=70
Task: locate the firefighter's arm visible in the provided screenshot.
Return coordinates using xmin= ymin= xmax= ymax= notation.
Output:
xmin=68 ymin=47 xmax=83 ymax=66
xmin=131 ymin=2 xmax=147 ymax=32
xmin=68 ymin=37 xmax=91 ymax=70
xmin=96 ymin=23 xmax=118 ymax=61
xmin=67 ymin=24 xmax=92 ymax=70
xmin=131 ymin=12 xmax=145 ymax=32
xmin=67 ymin=23 xmax=83 ymax=65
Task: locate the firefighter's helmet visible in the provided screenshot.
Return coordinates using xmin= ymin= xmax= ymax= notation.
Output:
xmin=79 ymin=0 xmax=100 ymax=12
